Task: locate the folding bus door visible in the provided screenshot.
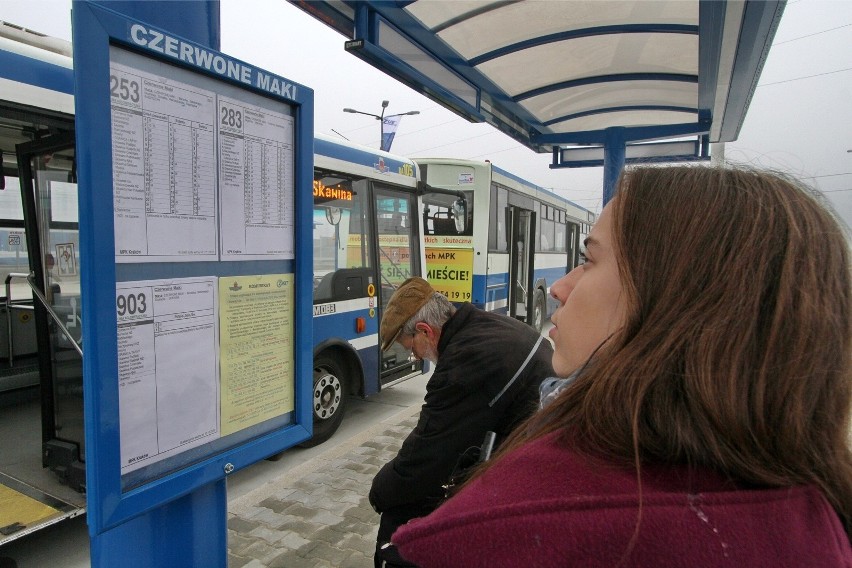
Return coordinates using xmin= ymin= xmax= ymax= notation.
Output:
xmin=374 ymin=185 xmax=423 ymax=386
xmin=507 ymin=207 xmax=536 ymax=323
xmin=16 ymin=134 xmax=84 ymax=490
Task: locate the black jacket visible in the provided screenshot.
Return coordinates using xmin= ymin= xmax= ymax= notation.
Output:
xmin=369 ymin=303 xmax=554 ymax=518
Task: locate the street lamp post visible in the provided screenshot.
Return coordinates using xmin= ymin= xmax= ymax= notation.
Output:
xmin=343 ymin=100 xmax=420 ymax=151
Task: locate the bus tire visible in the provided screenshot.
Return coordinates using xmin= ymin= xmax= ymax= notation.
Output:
xmin=531 ymin=288 xmax=546 ymax=332
xmin=300 ymin=353 xmax=348 ymax=447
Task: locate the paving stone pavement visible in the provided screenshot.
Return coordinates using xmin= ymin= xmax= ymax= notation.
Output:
xmin=227 ymin=403 xmax=421 ymax=568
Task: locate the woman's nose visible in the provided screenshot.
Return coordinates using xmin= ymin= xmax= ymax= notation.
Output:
xmin=551 ymin=265 xmax=583 ymax=302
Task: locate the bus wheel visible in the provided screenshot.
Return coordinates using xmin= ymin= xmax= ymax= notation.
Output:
xmin=300 ymin=354 xmax=348 ymax=447
xmin=531 ymin=289 xmax=546 ymax=332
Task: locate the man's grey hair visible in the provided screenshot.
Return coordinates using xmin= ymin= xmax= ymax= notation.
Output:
xmin=401 ymin=292 xmax=456 ymax=335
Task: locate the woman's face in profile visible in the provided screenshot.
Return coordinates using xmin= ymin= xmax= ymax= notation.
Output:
xmin=548 ymin=202 xmax=626 ymax=376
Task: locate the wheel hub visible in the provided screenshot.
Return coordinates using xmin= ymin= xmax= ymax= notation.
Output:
xmin=313 ymin=371 xmax=341 ymax=419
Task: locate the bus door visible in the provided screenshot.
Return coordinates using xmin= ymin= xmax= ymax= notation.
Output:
xmin=508 ymin=207 xmax=535 ymax=322
xmin=0 ymin=133 xmax=84 ymax=545
xmin=374 ymin=185 xmax=422 ymax=386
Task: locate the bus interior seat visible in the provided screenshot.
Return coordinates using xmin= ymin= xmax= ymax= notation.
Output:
xmin=314 ymin=272 xmax=335 ymax=303
xmin=432 ymin=215 xmax=457 ymax=235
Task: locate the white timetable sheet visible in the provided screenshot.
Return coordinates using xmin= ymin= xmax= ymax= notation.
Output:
xmin=110 ymin=57 xmax=218 ymax=262
xmin=218 ymin=96 xmax=295 ymax=260
xmin=117 ymin=277 xmax=219 ymax=474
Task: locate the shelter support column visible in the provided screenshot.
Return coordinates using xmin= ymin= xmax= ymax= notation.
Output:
xmin=602 ymin=127 xmax=626 ymax=206
xmin=91 ymin=0 xmax=221 ymax=49
xmin=91 ymin=482 xmax=228 ymax=567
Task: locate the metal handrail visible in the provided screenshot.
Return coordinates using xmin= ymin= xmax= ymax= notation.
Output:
xmin=4 ymin=272 xmax=83 ymax=358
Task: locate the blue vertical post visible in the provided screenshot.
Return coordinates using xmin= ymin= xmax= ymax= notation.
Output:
xmin=82 ymin=2 xmax=226 ymax=567
xmin=91 ymin=483 xmax=227 ymax=567
xmin=92 ymin=1 xmax=221 ymax=49
xmin=602 ymin=127 xmax=626 ymax=206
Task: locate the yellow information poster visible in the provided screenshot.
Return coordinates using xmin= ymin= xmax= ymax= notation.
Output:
xmin=219 ymin=274 xmax=294 ymax=436
xmin=425 ymin=246 xmax=474 ymax=301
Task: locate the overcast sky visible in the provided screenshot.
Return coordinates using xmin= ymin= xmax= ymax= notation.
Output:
xmin=2 ymin=0 xmax=850 ymax=227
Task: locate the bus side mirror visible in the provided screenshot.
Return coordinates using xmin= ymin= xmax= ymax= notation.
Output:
xmin=452 ymin=198 xmax=466 ymax=233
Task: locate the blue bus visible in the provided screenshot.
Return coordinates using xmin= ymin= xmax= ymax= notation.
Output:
xmin=311 ymin=133 xmax=426 ymax=442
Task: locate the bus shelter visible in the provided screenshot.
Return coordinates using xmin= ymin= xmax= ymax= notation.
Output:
xmin=291 ymin=0 xmax=785 ymax=203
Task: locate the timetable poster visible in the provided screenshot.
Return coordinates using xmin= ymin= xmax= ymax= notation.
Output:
xmin=110 ymin=53 xmax=218 ymax=263
xmin=218 ymin=96 xmax=295 ymax=261
xmin=219 ymin=274 xmax=294 ymax=436
xmin=117 ymin=277 xmax=219 ymax=474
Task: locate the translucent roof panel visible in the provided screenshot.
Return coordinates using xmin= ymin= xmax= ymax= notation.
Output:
xmin=418 ymin=1 xmax=698 ymax=61
xmin=550 ymin=109 xmax=699 ymax=134
xmin=475 ymin=33 xmax=698 ymax=97
xmin=522 ymin=81 xmax=697 ymax=126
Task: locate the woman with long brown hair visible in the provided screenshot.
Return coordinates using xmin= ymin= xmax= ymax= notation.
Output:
xmin=392 ymin=166 xmax=852 ymax=567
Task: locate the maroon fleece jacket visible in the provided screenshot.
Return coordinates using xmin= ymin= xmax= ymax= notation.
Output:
xmin=394 ymin=431 xmax=852 ymax=567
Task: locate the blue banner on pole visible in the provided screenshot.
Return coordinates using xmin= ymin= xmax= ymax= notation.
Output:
xmin=381 ymin=115 xmax=402 ymax=152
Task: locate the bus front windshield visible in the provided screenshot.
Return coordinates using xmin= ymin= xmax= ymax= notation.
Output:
xmin=312 ymin=173 xmax=371 ymax=303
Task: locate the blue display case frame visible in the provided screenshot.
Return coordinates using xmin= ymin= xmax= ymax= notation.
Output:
xmin=72 ymin=1 xmax=314 ymax=536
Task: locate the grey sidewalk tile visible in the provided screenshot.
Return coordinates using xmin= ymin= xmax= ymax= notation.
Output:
xmin=229 ymin=532 xmax=263 ymax=558
xmin=247 ymin=525 xmax=288 ymax=546
xmin=228 ymin=552 xmax=254 ymax=568
xmin=228 ymin=516 xmax=262 ymax=534
xmin=327 ymin=477 xmax=368 ymax=493
xmin=339 ymin=551 xmax=373 ymax=568
xmin=342 ymin=503 xmax=379 ymax=523
xmin=303 ymin=542 xmax=351 ymax=565
xmin=335 ymin=516 xmax=379 ymax=537
xmin=275 ymin=515 xmax=322 ymax=539
xmin=283 ymin=502 xmax=317 ymax=518
xmin=268 ymin=552 xmax=323 ymax=568
xmin=240 ymin=539 xmax=283 ymax=565
xmin=233 ymin=505 xmax=267 ymax=520
xmin=246 ymin=507 xmax=290 ymax=529
xmin=362 ymin=456 xmax=387 ymax=468
xmin=339 ymin=533 xmax=377 ymax=556
xmin=311 ymin=523 xmax=346 ymax=541
xmin=278 ymin=531 xmax=313 ymax=550
xmin=310 ymin=508 xmax=346 ymax=526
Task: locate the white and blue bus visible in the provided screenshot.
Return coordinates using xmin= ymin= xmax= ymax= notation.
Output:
xmin=415 ymin=158 xmax=595 ymax=331
xmin=311 ymin=134 xmax=426 ymax=442
xmin=0 ymin=20 xmax=429 ymax=544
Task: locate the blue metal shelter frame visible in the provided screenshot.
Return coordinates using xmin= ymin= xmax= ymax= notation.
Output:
xmin=72 ymin=2 xmax=313 ymax=564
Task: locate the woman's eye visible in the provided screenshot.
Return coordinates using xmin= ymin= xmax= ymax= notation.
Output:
xmin=578 ymin=249 xmax=588 ymax=264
